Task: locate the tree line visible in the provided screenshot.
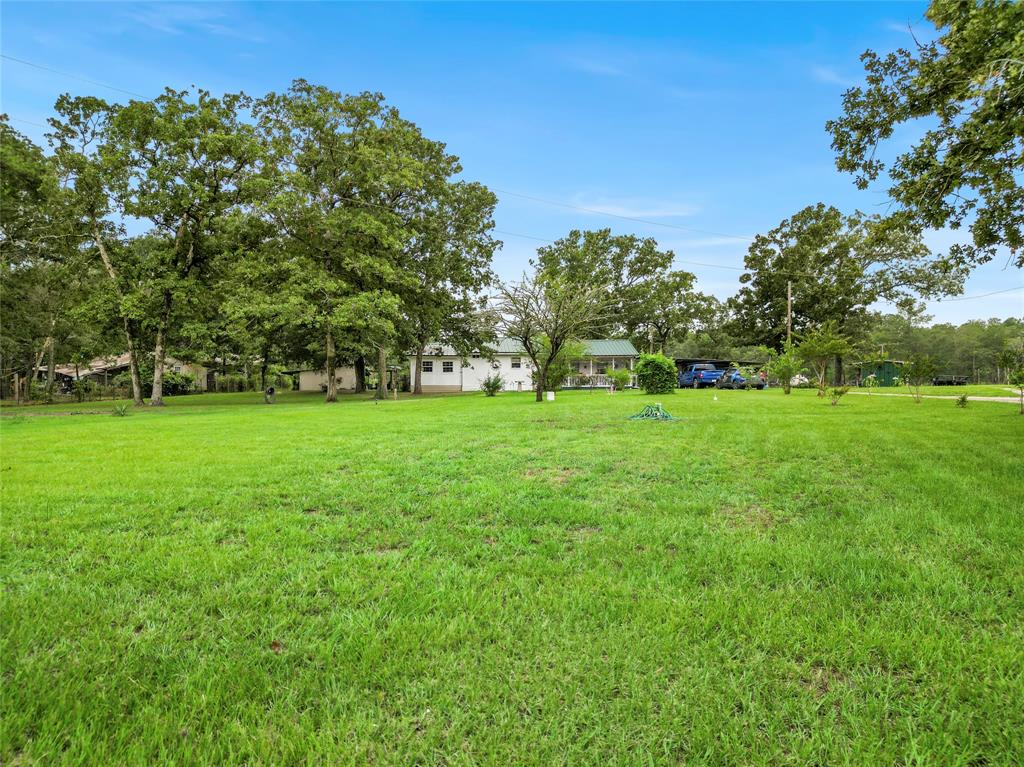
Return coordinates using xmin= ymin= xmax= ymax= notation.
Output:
xmin=2 ymin=1 xmax=1021 ymax=402
xmin=0 ymin=83 xmax=708 ymax=405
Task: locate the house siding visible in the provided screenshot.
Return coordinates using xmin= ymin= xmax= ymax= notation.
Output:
xmin=415 ymin=354 xmax=534 ymax=393
xmin=297 ymin=367 xmax=359 ymax=392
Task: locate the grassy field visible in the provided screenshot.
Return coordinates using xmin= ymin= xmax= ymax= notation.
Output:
xmin=2 ymin=389 xmax=1022 ymax=765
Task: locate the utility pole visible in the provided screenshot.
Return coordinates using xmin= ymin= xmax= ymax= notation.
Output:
xmin=786 ymin=281 xmax=793 ymax=345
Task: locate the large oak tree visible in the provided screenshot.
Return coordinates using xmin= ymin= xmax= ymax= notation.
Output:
xmin=827 ymin=0 xmax=1024 ymax=270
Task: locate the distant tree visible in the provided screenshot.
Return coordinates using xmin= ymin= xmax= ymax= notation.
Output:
xmin=1 ymin=119 xmax=99 ymax=402
xmin=827 ymin=0 xmax=1024 ymax=270
xmin=254 ymin=82 xmax=421 ymax=402
xmin=631 ymin=270 xmax=705 ymax=353
xmin=729 ymin=203 xmax=959 ymax=381
xmin=798 ymin=322 xmax=853 ymax=396
xmin=533 ymin=229 xmax=697 ymax=345
xmin=406 ymin=180 xmax=498 ymax=395
xmin=50 ymin=89 xmax=263 ymax=405
xmin=497 ymin=271 xmax=606 ymax=402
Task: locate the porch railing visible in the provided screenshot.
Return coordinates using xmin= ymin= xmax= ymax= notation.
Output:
xmin=562 ymin=373 xmax=637 ymax=389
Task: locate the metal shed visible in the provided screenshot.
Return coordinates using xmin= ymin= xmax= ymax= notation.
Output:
xmin=853 ymin=360 xmax=904 ymax=387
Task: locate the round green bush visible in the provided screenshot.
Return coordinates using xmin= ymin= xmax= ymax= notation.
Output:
xmin=635 ymin=353 xmax=677 ymax=394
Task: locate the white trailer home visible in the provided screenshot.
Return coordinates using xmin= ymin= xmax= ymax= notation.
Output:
xmin=411 ymin=339 xmax=639 ymax=393
xmin=413 ymin=340 xmax=535 ymax=393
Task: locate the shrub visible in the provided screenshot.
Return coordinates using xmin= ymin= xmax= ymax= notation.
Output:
xmin=828 ymin=386 xmax=850 ymax=406
xmin=863 ymin=373 xmax=878 ymax=395
xmin=766 ymin=342 xmax=803 ymax=395
xmin=606 ymin=367 xmax=632 ymax=391
xmin=635 ymin=354 xmax=676 ymax=394
xmin=111 ymin=403 xmax=131 ymax=417
xmin=955 ymin=393 xmax=969 ymax=409
xmin=161 ymin=371 xmax=196 ymax=396
xmin=481 ymin=373 xmax=504 ymax=397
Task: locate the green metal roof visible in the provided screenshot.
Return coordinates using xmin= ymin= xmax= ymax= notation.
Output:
xmin=580 ymin=339 xmax=639 ymax=357
xmin=491 ymin=339 xmax=638 ymax=356
xmin=492 ymin=338 xmax=528 ymax=354
xmin=420 ymin=338 xmax=638 ymax=357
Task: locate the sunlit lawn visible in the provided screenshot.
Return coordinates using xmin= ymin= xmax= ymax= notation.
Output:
xmin=2 ymin=388 xmax=1022 ymax=765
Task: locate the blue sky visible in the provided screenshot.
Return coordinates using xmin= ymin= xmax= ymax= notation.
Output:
xmin=2 ymin=1 xmax=1021 ymax=323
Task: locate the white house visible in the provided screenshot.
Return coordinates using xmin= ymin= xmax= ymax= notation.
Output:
xmin=411 ymin=339 xmax=639 ymax=393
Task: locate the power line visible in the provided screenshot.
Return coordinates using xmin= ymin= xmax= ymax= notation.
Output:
xmin=5 ymin=116 xmax=49 ymax=129
xmin=1 ymin=54 xmax=150 ymax=99
xmin=930 ymin=286 xmax=1024 ymax=303
xmin=495 ymin=228 xmax=747 ymax=272
xmin=6 ymin=53 xmax=1018 ymax=304
xmin=491 ymin=187 xmax=755 ymax=241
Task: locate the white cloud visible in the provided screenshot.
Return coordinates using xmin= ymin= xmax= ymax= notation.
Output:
xmin=125 ymin=4 xmax=263 ymax=42
xmin=564 ymin=57 xmax=623 ymax=78
xmin=811 ymin=66 xmax=855 ymax=88
xmin=571 ymin=195 xmax=700 ymax=219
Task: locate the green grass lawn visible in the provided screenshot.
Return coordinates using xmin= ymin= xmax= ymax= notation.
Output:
xmin=2 ymin=389 xmax=1022 ymax=765
xmin=889 ymin=383 xmax=1021 ymax=398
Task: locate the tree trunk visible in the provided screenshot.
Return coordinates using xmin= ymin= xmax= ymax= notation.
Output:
xmin=375 ymin=346 xmax=387 ymax=400
xmin=535 ymin=366 xmax=546 ymax=402
xmin=414 ymin=345 xmax=424 ymax=395
xmin=149 ymin=290 xmax=173 ymax=406
xmin=260 ymin=343 xmax=269 ymax=392
xmin=355 ymin=356 xmax=366 ymax=393
xmin=13 ymin=372 xmax=21 ymax=404
xmin=93 ymin=224 xmax=144 ymax=406
xmin=150 ymin=328 xmax=167 ymax=405
xmin=46 ymin=339 xmax=56 ymax=401
xmin=325 ymin=326 xmax=337 ymax=403
xmin=125 ymin=322 xmax=144 ymax=406
xmin=834 ymin=354 xmax=844 ymax=385
xmin=30 ymin=340 xmax=48 ymax=395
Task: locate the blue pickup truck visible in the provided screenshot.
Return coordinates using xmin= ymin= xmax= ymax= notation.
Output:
xmin=678 ymin=363 xmax=725 ymax=389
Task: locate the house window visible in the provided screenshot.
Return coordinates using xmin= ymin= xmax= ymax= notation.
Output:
xmin=511 ymin=357 xmax=521 ymax=369
xmin=173 ymin=365 xmax=182 ymax=373
xmin=422 ymin=360 xmax=433 ymax=373
xmin=442 ymin=361 xmax=454 ymax=373
xmin=472 ymin=351 xmax=481 ymax=358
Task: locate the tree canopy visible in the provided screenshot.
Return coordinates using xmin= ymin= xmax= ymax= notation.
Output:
xmin=827 ymin=0 xmax=1024 ymax=270
xmin=728 ymin=203 xmax=962 ymax=352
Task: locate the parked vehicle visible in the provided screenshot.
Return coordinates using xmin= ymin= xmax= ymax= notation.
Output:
xmin=715 ymin=367 xmax=766 ymax=390
xmin=931 ymin=375 xmax=968 ymax=386
xmin=679 ymin=363 xmax=725 ymax=389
